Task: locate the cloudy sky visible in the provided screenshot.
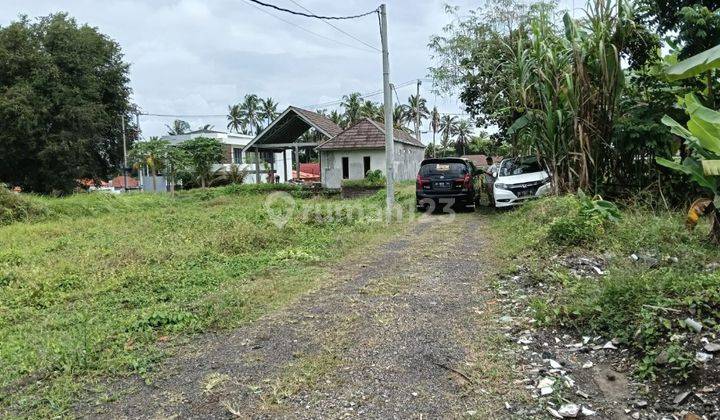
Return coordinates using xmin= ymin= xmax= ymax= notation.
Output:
xmin=2 ymin=0 xmax=575 ymax=140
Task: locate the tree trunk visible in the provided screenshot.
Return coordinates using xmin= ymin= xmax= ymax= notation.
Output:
xmin=710 ymin=208 xmax=720 ymax=245
xmin=152 ymin=171 xmax=157 ymax=193
xmin=432 ymin=129 xmax=436 ymax=158
xmin=170 ymin=176 xmax=175 ymax=197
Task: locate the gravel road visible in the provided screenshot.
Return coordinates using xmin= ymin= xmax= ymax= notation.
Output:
xmin=79 ymin=213 xmax=522 ymax=419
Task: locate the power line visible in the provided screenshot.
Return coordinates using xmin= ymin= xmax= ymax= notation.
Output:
xmin=240 ymin=0 xmax=377 ymax=53
xmin=305 ymin=79 xmax=417 ymax=109
xmin=286 ymin=0 xmax=381 ymax=52
xmin=247 ymin=0 xmax=378 ymax=20
xmin=141 ymin=112 xmax=226 ymax=118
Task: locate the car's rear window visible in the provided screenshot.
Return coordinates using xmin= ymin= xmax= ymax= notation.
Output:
xmin=419 ymin=162 xmax=468 ymax=177
xmin=499 ymin=157 xmax=543 ymax=177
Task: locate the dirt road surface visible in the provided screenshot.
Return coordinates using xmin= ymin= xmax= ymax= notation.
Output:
xmin=79 ymin=213 xmax=524 ymax=418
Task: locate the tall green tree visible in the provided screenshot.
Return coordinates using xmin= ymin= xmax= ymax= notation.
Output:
xmin=439 ymin=115 xmax=458 ymax=156
xmin=0 ymin=13 xmax=133 ymax=193
xmin=227 ymin=104 xmax=244 ymax=133
xmin=129 ymin=137 xmax=170 ymax=193
xmin=166 ymin=120 xmax=190 ymax=135
xmin=261 ymin=97 xmax=279 ymax=128
xmin=429 ymin=107 xmax=441 ymax=157
xmin=179 ymin=137 xmax=224 ymax=188
xmin=341 ymin=92 xmax=364 ymax=125
xmin=240 ymin=94 xmax=261 ymax=135
xmin=406 ymin=94 xmax=430 ymax=139
xmin=454 ymin=120 xmax=473 ymax=156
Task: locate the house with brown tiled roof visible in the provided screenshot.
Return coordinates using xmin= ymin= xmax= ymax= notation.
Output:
xmin=316 ymin=118 xmax=425 ymax=188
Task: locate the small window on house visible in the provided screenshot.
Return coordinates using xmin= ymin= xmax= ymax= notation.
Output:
xmin=363 ymin=156 xmax=371 ymax=175
xmin=342 ymin=157 xmax=349 ymax=179
xmin=233 ymin=148 xmax=242 ymax=164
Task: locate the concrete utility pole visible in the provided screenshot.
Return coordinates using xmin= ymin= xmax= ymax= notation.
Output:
xmin=380 ymin=3 xmax=394 ymax=218
xmin=415 ymin=79 xmax=421 ymax=144
xmin=121 ymin=115 xmax=128 ymax=193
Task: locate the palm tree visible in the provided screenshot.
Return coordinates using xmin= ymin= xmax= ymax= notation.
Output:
xmin=439 ymin=115 xmax=458 ymax=157
xmin=406 ymin=94 xmax=430 ymax=140
xmin=129 ymin=136 xmax=170 ymax=192
xmin=197 ymin=124 xmax=214 ymax=131
xmin=166 ymin=120 xmax=190 ymax=135
xmin=261 ymin=97 xmax=279 ymax=128
xmin=393 ymin=104 xmax=409 ymax=130
xmin=329 ymin=110 xmax=347 ymax=129
xmin=359 ymin=101 xmax=380 ymax=120
xmin=239 ymin=94 xmax=261 ymax=135
xmin=226 ymin=104 xmax=243 ymax=133
xmin=341 ymin=92 xmax=364 ymax=125
xmin=430 ymin=107 xmax=441 ymax=158
xmin=455 ymin=120 xmax=473 ymax=156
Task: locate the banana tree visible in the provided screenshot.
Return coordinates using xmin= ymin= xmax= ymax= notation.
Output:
xmin=657 ymin=93 xmax=720 ymax=242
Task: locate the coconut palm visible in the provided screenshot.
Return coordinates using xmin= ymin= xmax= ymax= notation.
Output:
xmin=227 ymin=104 xmax=243 ymax=133
xmin=341 ymin=92 xmax=364 ymax=125
xmin=430 ymin=106 xmax=441 ymax=158
xmin=239 ymin=94 xmax=262 ymax=135
xmin=407 ymin=94 xmax=430 ymax=140
xmin=166 ymin=119 xmax=190 ymax=136
xmin=129 ymin=137 xmax=170 ymax=192
xmin=440 ymin=115 xmax=459 ymax=156
xmin=261 ymin=97 xmax=279 ymax=128
xmin=359 ymin=101 xmax=380 ymax=120
xmin=329 ymin=110 xmax=347 ymax=129
xmin=454 ymin=120 xmax=473 ymax=156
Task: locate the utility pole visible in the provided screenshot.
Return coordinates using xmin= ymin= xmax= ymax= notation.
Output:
xmin=380 ymin=3 xmax=394 ymax=218
xmin=415 ymin=79 xmax=421 ymax=144
xmin=121 ymin=115 xmax=128 ymax=193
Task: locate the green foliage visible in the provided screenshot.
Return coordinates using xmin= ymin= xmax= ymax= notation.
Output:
xmin=178 ymin=137 xmax=224 ymax=188
xmin=0 ymin=185 xmax=48 ymax=225
xmin=548 ymin=214 xmax=605 ymax=246
xmin=547 ymin=191 xmax=619 ymax=246
xmin=657 ymin=93 xmax=720 ymax=195
xmin=341 ymin=169 xmax=386 ymax=188
xmin=0 ymin=13 xmax=133 ymax=193
xmin=490 ymin=195 xmax=720 ymax=383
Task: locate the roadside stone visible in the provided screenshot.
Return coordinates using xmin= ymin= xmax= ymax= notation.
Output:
xmin=673 ymin=391 xmax=692 ymax=405
xmin=547 ymin=407 xmax=563 ymax=419
xmin=602 ymin=341 xmax=617 ymax=350
xmin=695 ymin=352 xmax=713 ymax=363
xmin=655 ymin=350 xmax=670 ymax=365
xmin=557 ymin=403 xmax=580 ymax=417
xmin=581 ymin=406 xmax=597 ymax=416
xmin=703 ymin=342 xmax=720 ymax=352
xmin=684 ymin=318 xmax=703 ymax=333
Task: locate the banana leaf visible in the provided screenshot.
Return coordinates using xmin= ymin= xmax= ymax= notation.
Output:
xmin=666 ymin=44 xmax=720 ymax=81
xmin=656 ymin=156 xmax=717 ymax=192
xmin=507 ymin=114 xmax=531 ymax=135
xmin=702 ymin=160 xmax=720 ymax=175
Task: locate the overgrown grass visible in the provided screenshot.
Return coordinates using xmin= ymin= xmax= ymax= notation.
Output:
xmin=489 ymin=195 xmax=720 ymax=382
xmin=0 ymin=184 xmax=414 ymax=417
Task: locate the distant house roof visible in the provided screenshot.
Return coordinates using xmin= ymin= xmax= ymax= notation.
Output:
xmin=184 ymin=128 xmax=227 ymax=135
xmin=299 ymin=163 xmax=320 ymax=176
xmin=243 ymin=106 xmax=343 ymax=152
xmin=109 ymin=176 xmax=139 ymax=189
xmin=461 ymin=154 xmax=503 ymax=169
xmin=316 ymin=118 xmax=425 ymax=151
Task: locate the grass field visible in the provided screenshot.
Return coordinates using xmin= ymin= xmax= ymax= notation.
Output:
xmin=0 ymin=184 xmax=415 ymax=417
xmin=488 ymin=195 xmax=720 ymax=382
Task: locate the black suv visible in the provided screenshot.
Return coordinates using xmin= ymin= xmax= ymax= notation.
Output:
xmin=416 ymin=158 xmax=481 ymax=211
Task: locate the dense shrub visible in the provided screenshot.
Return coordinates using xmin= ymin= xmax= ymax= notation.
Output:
xmin=548 ymin=214 xmax=604 ymax=246
xmin=0 ymin=185 xmax=48 ymax=225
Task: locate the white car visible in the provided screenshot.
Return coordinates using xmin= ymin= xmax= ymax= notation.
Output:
xmin=492 ymin=156 xmax=552 ymax=208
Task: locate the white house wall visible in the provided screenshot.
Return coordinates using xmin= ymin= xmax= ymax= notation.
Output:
xmin=320 ymin=144 xmax=424 ymax=189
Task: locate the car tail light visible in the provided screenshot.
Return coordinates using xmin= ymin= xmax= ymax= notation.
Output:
xmin=454 ymin=174 xmax=472 ymax=190
xmin=416 ymin=175 xmax=429 ymax=189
